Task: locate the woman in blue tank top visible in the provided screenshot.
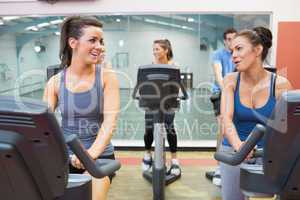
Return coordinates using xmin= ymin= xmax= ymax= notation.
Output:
xmin=43 ymin=16 xmax=120 ymax=200
xmin=220 ymin=27 xmax=292 ymax=200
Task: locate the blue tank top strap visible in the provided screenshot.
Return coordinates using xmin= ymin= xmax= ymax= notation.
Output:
xmin=95 ymin=65 xmax=103 ymax=108
xmin=60 ymin=68 xmax=66 ymax=89
xmin=95 ymin=64 xmax=100 ymax=94
xmin=234 ymin=72 xmax=241 ymax=95
xmin=269 ymin=73 xmax=274 ymax=96
xmin=60 ymin=68 xmax=68 ymax=101
xmin=59 ymin=68 xmax=67 ymax=101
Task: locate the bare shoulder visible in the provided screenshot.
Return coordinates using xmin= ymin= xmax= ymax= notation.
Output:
xmin=276 ymin=75 xmax=293 ymax=90
xmin=224 ymin=72 xmax=238 ymax=81
xmin=167 ymin=60 xmax=180 ymax=69
xmin=50 ymin=72 xmax=61 ymax=82
xmin=102 ymin=67 xmax=118 ymax=86
xmin=46 ymin=72 xmax=61 ymax=93
xmin=102 ymin=61 xmax=113 ymax=69
xmin=102 ymin=67 xmax=117 ymax=77
xmin=275 ymin=74 xmax=293 ymax=98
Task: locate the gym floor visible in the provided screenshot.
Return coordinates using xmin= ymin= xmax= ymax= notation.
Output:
xmin=108 ymin=151 xmax=275 ymax=200
xmin=109 ymin=151 xmax=220 ymax=200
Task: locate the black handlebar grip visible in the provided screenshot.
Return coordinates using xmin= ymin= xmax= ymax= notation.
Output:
xmin=214 ymin=124 xmax=266 ymax=165
xmin=65 ymin=134 xmax=121 ymax=178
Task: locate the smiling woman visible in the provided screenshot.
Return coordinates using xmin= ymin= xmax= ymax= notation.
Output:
xmin=43 ymin=16 xmax=120 ymax=200
xmin=59 ymin=16 xmax=104 ymax=68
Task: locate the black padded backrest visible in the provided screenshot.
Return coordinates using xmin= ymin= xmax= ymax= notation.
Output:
xmin=0 ymin=96 xmax=68 ymax=200
xmin=263 ymin=90 xmax=300 ymax=192
xmin=47 ymin=64 xmax=62 ymax=80
xmin=136 ymin=64 xmax=181 ymax=111
xmin=264 ymin=67 xmax=277 ymax=73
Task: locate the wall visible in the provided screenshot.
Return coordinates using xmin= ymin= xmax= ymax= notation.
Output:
xmin=276 ymin=22 xmax=300 ymax=89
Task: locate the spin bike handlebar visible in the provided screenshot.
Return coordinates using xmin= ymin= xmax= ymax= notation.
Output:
xmin=214 ymin=124 xmax=266 ymax=166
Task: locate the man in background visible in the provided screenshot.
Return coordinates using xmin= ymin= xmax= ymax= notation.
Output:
xmin=206 ymin=28 xmax=237 ymax=186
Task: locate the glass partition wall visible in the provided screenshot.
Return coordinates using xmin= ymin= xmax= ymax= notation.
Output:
xmin=0 ymin=14 xmax=271 ymax=147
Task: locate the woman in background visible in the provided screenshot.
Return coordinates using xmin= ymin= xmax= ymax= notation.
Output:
xmin=142 ymin=39 xmax=181 ymax=177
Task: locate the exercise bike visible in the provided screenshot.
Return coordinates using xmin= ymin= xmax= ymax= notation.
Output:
xmin=132 ymin=64 xmax=188 ymax=200
xmin=215 ymin=90 xmax=300 ymax=200
xmin=0 ymin=95 xmax=121 ymax=200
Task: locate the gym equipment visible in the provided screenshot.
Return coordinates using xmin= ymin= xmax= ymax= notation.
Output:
xmin=215 ymin=90 xmax=300 ymax=200
xmin=132 ymin=64 xmax=188 ymax=200
xmin=46 ymin=64 xmax=61 ymax=80
xmin=0 ymin=95 xmax=121 ymax=200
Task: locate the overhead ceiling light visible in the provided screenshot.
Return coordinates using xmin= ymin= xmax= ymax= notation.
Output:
xmin=156 ymin=20 xmax=171 ymax=26
xmin=144 ymin=18 xmax=194 ymax=31
xmin=25 ymin=26 xmax=39 ymax=31
xmin=34 ymin=45 xmax=41 ymax=53
xmin=144 ymin=18 xmax=156 ymax=23
xmin=187 ymin=17 xmax=195 ymax=22
xmin=116 ymin=18 xmax=121 ymax=22
xmin=34 ymin=45 xmax=45 ymax=53
xmin=145 ymin=18 xmax=180 ymax=28
xmin=182 ymin=25 xmax=194 ymax=31
xmin=119 ymin=40 xmax=124 ymax=47
xmin=3 ymin=16 xmax=20 ymax=21
xmin=50 ymin=19 xmax=63 ymax=25
xmin=37 ymin=22 xmax=50 ymax=28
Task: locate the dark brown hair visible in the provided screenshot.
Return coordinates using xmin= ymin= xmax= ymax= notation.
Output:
xmin=236 ymin=26 xmax=272 ymax=61
xmin=223 ymin=28 xmax=237 ymax=40
xmin=153 ymin=39 xmax=173 ymax=61
xmin=59 ymin=16 xmax=103 ymax=68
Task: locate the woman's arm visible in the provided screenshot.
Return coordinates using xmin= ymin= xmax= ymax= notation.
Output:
xmin=212 ymin=51 xmax=224 ymax=90
xmin=88 ymin=68 xmax=120 ymax=159
xmin=213 ymin=62 xmax=223 ymax=90
xmin=275 ymin=75 xmax=293 ymax=99
xmin=43 ymin=74 xmax=59 ymax=111
xmin=221 ymin=73 xmax=243 ymax=151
